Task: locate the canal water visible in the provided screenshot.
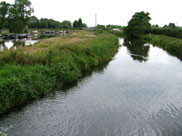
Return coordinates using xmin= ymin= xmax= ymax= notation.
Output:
xmin=0 ymin=39 xmax=38 ymax=52
xmin=1 ymin=39 xmax=182 ymax=136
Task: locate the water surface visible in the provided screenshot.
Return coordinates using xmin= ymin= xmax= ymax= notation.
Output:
xmin=1 ymin=39 xmax=182 ymax=136
xmin=0 ymin=39 xmax=38 ymax=52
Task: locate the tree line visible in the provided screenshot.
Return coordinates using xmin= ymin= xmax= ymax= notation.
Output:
xmin=123 ymin=11 xmax=182 ymax=40
xmin=0 ymin=0 xmax=87 ymax=33
xmin=150 ymin=24 xmax=182 ymax=39
xmin=28 ymin=16 xmax=87 ymax=29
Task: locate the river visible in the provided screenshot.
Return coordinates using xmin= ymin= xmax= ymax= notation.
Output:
xmin=0 ymin=39 xmax=38 ymax=52
xmin=1 ymin=39 xmax=182 ymax=136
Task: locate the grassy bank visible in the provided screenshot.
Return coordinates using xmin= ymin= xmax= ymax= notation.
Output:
xmin=143 ymin=35 xmax=182 ymax=60
xmin=0 ymin=31 xmax=119 ymax=115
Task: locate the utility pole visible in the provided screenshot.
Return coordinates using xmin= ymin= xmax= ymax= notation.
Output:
xmin=95 ymin=14 xmax=97 ymax=27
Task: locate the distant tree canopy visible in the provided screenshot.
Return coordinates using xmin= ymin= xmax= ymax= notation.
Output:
xmin=124 ymin=11 xmax=151 ymax=39
xmin=106 ymin=25 xmax=123 ymax=30
xmin=60 ymin=20 xmax=71 ymax=28
xmin=0 ymin=1 xmax=88 ymax=32
xmin=73 ymin=18 xmax=87 ymax=29
xmin=28 ymin=17 xmax=88 ymax=29
xmin=28 ymin=17 xmax=73 ymax=29
xmin=96 ymin=24 xmax=106 ymax=30
xmin=150 ymin=23 xmax=182 ymax=39
xmin=28 ymin=17 xmax=62 ymax=29
xmin=168 ymin=23 xmax=176 ymax=29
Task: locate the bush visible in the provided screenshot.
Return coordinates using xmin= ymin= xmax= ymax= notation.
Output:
xmin=0 ymin=65 xmax=56 ymax=114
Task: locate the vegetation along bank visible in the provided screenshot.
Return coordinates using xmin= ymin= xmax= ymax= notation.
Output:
xmin=0 ymin=31 xmax=119 ymax=115
xmin=143 ymin=35 xmax=182 ymax=60
xmin=122 ymin=11 xmax=182 ymax=60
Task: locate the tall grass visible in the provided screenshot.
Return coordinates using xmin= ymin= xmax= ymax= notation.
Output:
xmin=143 ymin=35 xmax=182 ymax=60
xmin=0 ymin=31 xmax=119 ymax=114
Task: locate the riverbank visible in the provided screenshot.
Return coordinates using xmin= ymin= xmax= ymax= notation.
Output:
xmin=0 ymin=31 xmax=119 ymax=115
xmin=143 ymin=35 xmax=182 ymax=60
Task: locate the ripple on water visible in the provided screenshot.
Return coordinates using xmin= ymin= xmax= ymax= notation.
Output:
xmin=1 ymin=41 xmax=182 ymax=136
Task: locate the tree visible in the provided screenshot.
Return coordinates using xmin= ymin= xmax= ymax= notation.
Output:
xmin=78 ymin=18 xmax=82 ymax=27
xmin=8 ymin=0 xmax=34 ymax=33
xmin=168 ymin=23 xmax=176 ymax=29
xmin=60 ymin=20 xmax=71 ymax=28
xmin=96 ymin=24 xmax=106 ymax=30
xmin=0 ymin=1 xmax=10 ymax=32
xmin=28 ymin=16 xmax=39 ymax=28
xmin=124 ymin=11 xmax=151 ymax=39
xmin=73 ymin=18 xmax=87 ymax=29
xmin=28 ymin=17 xmax=65 ymax=29
xmin=81 ymin=23 xmax=87 ymax=28
xmin=73 ymin=20 xmax=78 ymax=28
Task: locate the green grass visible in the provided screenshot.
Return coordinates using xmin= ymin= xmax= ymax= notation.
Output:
xmin=0 ymin=31 xmax=119 ymax=114
xmin=143 ymin=35 xmax=182 ymax=60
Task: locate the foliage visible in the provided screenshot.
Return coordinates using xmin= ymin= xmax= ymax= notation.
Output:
xmin=73 ymin=20 xmax=78 ymax=28
xmin=78 ymin=18 xmax=82 ymax=27
xmin=81 ymin=23 xmax=87 ymax=28
xmin=150 ymin=25 xmax=182 ymax=39
xmin=96 ymin=24 xmax=106 ymax=30
xmin=28 ymin=17 xmax=64 ymax=29
xmin=143 ymin=35 xmax=182 ymax=60
xmin=0 ymin=32 xmax=119 ymax=114
xmin=73 ymin=18 xmax=87 ymax=29
xmin=2 ymin=1 xmax=88 ymax=31
xmin=1 ymin=1 xmax=75 ymax=31
xmin=60 ymin=20 xmax=72 ymax=28
xmin=8 ymin=0 xmax=34 ymax=33
xmin=168 ymin=23 xmax=176 ymax=29
xmin=27 ymin=16 xmax=39 ymax=28
xmin=28 ymin=17 xmax=84 ymax=29
xmin=124 ymin=11 xmax=151 ymax=39
xmin=0 ymin=1 xmax=10 ymax=31
xmin=106 ymin=25 xmax=123 ymax=30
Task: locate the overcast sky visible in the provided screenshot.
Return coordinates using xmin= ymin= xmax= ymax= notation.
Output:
xmin=2 ymin=0 xmax=182 ymax=27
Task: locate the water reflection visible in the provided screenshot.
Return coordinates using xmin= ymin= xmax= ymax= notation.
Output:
xmin=124 ymin=39 xmax=150 ymax=62
xmin=0 ymin=39 xmax=38 ymax=52
xmin=1 ymin=39 xmax=182 ymax=136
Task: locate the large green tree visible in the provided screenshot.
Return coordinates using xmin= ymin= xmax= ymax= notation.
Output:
xmin=0 ymin=1 xmax=10 ymax=32
xmin=8 ymin=0 xmax=34 ymax=33
xmin=124 ymin=11 xmax=151 ymax=39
